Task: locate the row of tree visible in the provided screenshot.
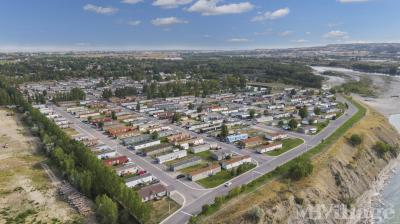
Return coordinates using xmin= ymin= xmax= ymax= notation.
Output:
xmin=53 ymin=87 xmax=86 ymax=102
xmin=0 ymin=76 xmax=150 ymax=224
xmin=142 ymin=77 xmax=246 ymax=99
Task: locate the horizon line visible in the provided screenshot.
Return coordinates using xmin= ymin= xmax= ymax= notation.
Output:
xmin=1 ymin=42 xmax=399 ymax=53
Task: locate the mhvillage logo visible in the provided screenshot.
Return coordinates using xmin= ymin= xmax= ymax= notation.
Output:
xmin=294 ymin=203 xmax=395 ymax=223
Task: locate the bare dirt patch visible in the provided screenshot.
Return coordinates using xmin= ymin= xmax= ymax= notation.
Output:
xmin=0 ymin=109 xmax=83 ymax=224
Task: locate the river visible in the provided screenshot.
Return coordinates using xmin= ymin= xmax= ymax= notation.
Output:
xmin=379 ymin=114 xmax=400 ymax=224
xmin=311 ymin=66 xmax=394 ymax=77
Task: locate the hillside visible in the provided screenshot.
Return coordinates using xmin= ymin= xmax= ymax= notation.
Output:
xmin=203 ymin=105 xmax=400 ymax=224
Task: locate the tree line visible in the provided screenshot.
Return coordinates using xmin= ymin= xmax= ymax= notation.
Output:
xmin=142 ymin=76 xmax=246 ymax=99
xmin=0 ymin=76 xmax=150 ymax=224
xmin=53 ymin=87 xmax=86 ymax=102
xmin=0 ymin=56 xmax=322 ymax=88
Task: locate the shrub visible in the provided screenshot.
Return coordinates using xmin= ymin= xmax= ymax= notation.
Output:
xmin=288 ymin=158 xmax=313 ymax=181
xmin=373 ymin=141 xmax=390 ymax=157
xmin=201 ymin=204 xmax=211 ymax=215
xmin=349 ymin=134 xmax=362 ymax=146
xmin=248 ymin=206 xmax=264 ymax=223
xmin=294 ymin=196 xmax=304 ymax=205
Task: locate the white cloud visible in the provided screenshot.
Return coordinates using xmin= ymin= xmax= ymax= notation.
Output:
xmin=153 ymin=0 xmax=193 ymax=8
xmin=279 ymin=30 xmax=293 ymax=37
xmin=323 ymin=30 xmax=349 ymax=39
xmin=128 ymin=20 xmax=141 ymax=26
xmin=292 ymin=39 xmax=309 ymax=43
xmin=151 ymin=17 xmax=188 ymax=26
xmin=187 ymin=0 xmax=254 ymax=16
xmin=83 ymin=4 xmax=118 ymax=15
xmin=305 ymin=31 xmax=311 ymax=35
xmin=227 ymin=38 xmax=250 ymax=42
xmin=252 ymin=8 xmax=289 ymax=22
xmin=337 ymin=0 xmax=370 ymax=3
xmin=121 ymin=0 xmax=143 ymax=4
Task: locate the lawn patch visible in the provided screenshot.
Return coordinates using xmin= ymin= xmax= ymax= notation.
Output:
xmin=197 ymin=163 xmax=256 ymax=188
xmin=265 ymin=138 xmax=304 ymax=156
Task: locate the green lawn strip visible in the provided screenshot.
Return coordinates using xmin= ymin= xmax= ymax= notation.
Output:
xmin=197 ymin=170 xmax=233 ymax=188
xmin=190 ymin=96 xmax=366 ymax=222
xmin=196 ymin=163 xmax=256 ymax=188
xmin=315 ymin=121 xmax=329 ymax=133
xmin=265 ymin=138 xmax=304 ymax=156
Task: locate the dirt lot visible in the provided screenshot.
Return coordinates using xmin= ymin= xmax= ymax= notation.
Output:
xmin=0 ymin=109 xmax=83 ymax=224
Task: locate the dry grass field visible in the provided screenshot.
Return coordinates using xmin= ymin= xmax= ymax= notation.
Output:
xmin=0 ymin=109 xmax=83 ymax=224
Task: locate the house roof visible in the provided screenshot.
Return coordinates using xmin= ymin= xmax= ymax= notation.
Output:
xmin=138 ymin=184 xmax=167 ymax=199
xmin=125 ymin=172 xmax=152 ymax=183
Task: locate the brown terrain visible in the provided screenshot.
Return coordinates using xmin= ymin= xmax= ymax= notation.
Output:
xmin=203 ymin=105 xmax=400 ymax=224
xmin=0 ymin=109 xmax=83 ymax=224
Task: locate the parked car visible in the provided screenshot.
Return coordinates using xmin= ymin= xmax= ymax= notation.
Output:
xmin=176 ymin=174 xmax=186 ymax=179
xmin=224 ymin=182 xmax=232 ymax=187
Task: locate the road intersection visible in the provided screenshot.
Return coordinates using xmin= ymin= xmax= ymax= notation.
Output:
xmin=52 ymin=95 xmax=358 ymax=224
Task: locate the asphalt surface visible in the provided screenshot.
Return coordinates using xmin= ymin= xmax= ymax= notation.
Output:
xmin=52 ymin=95 xmax=358 ymax=224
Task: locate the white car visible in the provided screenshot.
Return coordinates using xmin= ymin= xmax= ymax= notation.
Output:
xmin=224 ymin=182 xmax=232 ymax=187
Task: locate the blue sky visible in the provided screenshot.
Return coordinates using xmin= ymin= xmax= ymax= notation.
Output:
xmin=0 ymin=0 xmax=399 ymax=51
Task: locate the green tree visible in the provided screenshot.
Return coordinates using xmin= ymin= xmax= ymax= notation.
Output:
xmin=288 ymin=119 xmax=298 ymax=130
xmin=102 ymin=89 xmax=113 ymax=99
xmin=299 ymin=106 xmax=308 ymax=119
xmin=95 ymin=194 xmax=118 ymax=224
xmin=79 ymin=170 xmax=93 ymax=197
xmin=249 ymin=109 xmax=256 ymax=118
xmin=188 ymin=103 xmax=194 ymax=110
xmin=172 ymin=112 xmax=182 ymax=123
xmin=197 ymin=105 xmax=203 ymax=113
xmin=111 ymin=111 xmax=117 ymax=120
xmin=151 ymin=131 xmax=159 ymax=140
xmin=314 ymin=107 xmax=321 ymax=115
xmin=220 ymin=124 xmax=229 ymax=139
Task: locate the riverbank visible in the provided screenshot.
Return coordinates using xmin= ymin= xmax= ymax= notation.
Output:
xmin=312 ymin=65 xmax=400 ymax=117
xmin=314 ymin=65 xmax=400 ymax=223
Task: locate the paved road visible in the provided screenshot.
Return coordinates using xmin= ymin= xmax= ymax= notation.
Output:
xmin=52 ymin=106 xmax=211 ymax=206
xmin=52 ymin=95 xmax=358 ymax=224
xmin=162 ymin=95 xmax=358 ymax=224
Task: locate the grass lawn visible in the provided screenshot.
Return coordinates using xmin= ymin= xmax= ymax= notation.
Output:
xmin=163 ymin=154 xmax=195 ymax=167
xmin=265 ymin=138 xmax=304 ymax=156
xmin=180 ymin=163 xmax=209 ymax=174
xmin=147 ymin=197 xmax=180 ymax=224
xmin=315 ymin=121 xmax=329 ymax=133
xmin=197 ymin=163 xmax=256 ymax=188
xmin=195 ymin=150 xmax=215 ymax=162
xmin=63 ymin=128 xmax=79 ymax=137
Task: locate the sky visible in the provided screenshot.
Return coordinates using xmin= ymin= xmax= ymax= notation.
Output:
xmin=0 ymin=0 xmax=399 ymax=51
